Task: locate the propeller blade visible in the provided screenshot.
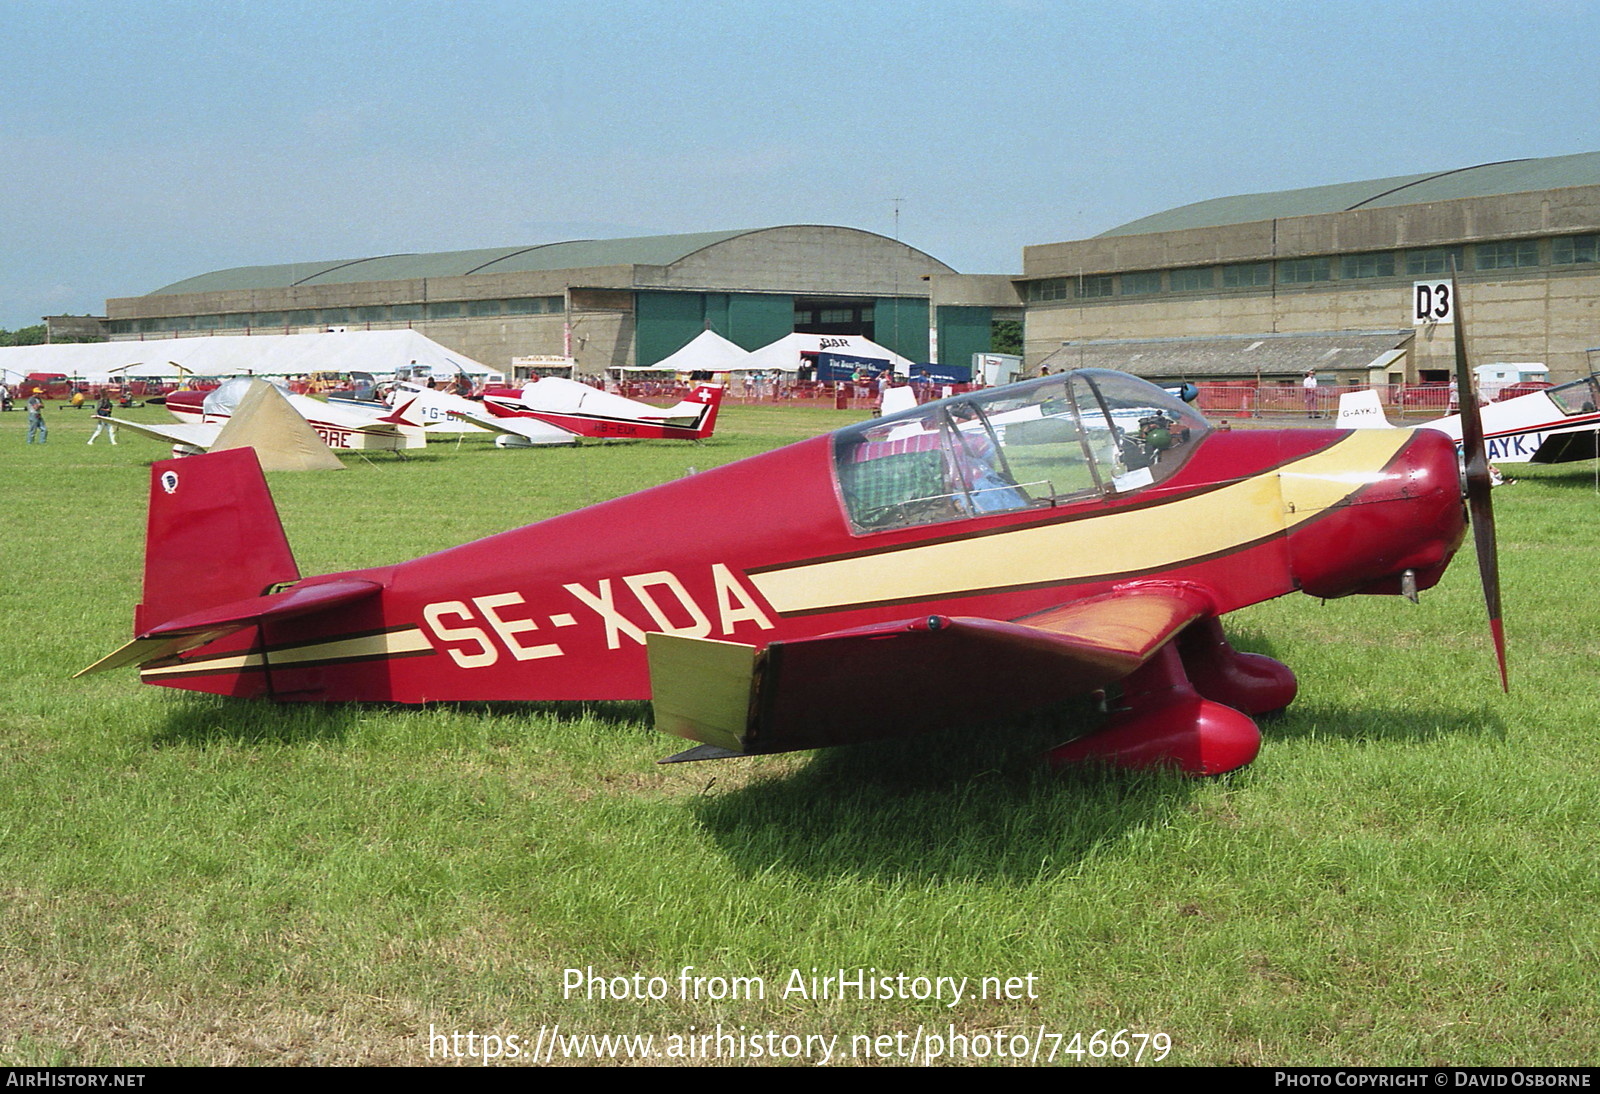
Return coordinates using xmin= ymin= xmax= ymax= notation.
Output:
xmin=1450 ymin=272 xmax=1509 ymax=690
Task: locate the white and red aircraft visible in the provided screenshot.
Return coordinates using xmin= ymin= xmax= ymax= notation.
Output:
xmin=111 ymin=377 xmax=429 ymax=454
xmin=473 ymin=377 xmax=724 ymax=442
xmin=337 ymin=381 xmax=580 ymax=447
xmin=1338 ymin=374 xmax=1600 ymax=465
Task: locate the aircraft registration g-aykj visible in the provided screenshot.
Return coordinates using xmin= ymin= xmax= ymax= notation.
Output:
xmin=471 ymin=377 xmax=725 ymax=442
xmin=1337 ymin=373 xmax=1600 ymax=465
xmin=81 ymin=313 xmax=1505 ymax=776
xmin=113 ymin=377 xmax=429 ymax=453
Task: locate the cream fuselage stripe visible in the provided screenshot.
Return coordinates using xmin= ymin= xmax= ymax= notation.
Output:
xmin=141 ymin=627 xmax=432 ymax=679
xmin=748 ymin=431 xmax=1412 ymax=616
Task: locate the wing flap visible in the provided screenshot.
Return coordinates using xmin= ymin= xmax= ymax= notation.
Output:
xmin=649 ymin=584 xmax=1212 ymax=757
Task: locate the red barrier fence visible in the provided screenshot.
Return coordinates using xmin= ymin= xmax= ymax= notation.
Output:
xmin=1193 ymin=381 xmax=1460 ymax=421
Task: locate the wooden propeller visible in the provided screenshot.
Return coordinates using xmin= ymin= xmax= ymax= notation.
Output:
xmin=1449 ymin=273 xmax=1509 ymax=690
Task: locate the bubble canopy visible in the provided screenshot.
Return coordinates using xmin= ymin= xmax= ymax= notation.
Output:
xmin=833 ymin=370 xmax=1210 ymax=533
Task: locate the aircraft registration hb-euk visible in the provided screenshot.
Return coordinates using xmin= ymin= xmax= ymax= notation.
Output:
xmin=81 ymin=289 xmax=1506 ymax=777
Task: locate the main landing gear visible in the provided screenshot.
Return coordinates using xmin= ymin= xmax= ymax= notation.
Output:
xmin=1047 ymin=618 xmax=1297 ymax=776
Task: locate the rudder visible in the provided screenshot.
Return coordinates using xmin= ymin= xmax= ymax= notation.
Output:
xmin=136 ymin=448 xmax=300 ymax=633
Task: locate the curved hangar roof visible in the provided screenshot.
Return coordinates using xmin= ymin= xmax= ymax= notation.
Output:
xmin=1099 ymin=151 xmax=1600 ymax=238
xmin=148 ymin=226 xmax=952 ymax=295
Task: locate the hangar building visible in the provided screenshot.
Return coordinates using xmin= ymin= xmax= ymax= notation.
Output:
xmin=1022 ymin=151 xmax=1600 ymax=383
xmin=105 ymin=225 xmax=1016 ymax=376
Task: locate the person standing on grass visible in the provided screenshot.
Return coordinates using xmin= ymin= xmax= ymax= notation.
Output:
xmin=26 ymin=391 xmax=46 ymax=443
xmin=1302 ymin=370 xmax=1319 ymax=418
xmin=88 ymin=394 xmax=117 ymax=445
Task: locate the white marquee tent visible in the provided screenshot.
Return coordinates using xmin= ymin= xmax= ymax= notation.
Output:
xmin=737 ymin=332 xmax=913 ymax=374
xmin=622 ymin=330 xmax=750 ymax=374
xmin=0 ymin=330 xmax=494 ymax=384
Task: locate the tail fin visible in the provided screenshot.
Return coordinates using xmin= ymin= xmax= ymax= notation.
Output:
xmin=690 ymin=383 xmax=724 ymax=439
xmin=136 ymin=448 xmax=299 ymax=633
xmin=377 ymin=396 xmax=424 ymax=427
xmin=1336 ymin=389 xmax=1397 ymax=430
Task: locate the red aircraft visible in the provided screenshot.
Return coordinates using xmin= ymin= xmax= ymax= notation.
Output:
xmin=471 ymin=377 xmax=725 ymax=442
xmin=81 ymin=299 xmax=1504 ymax=777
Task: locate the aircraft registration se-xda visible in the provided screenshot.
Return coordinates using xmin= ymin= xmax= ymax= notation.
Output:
xmin=81 ymin=304 xmax=1505 ymax=776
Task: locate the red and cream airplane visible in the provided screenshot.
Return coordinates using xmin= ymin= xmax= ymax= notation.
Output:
xmin=81 ymin=298 xmax=1504 ymax=777
xmin=468 ymin=377 xmax=724 ymax=442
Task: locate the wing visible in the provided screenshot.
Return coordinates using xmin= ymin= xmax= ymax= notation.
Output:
xmin=447 ymin=407 xmax=579 ymax=446
xmin=96 ymin=415 xmax=221 ymax=450
xmin=649 ymin=583 xmax=1210 ymax=759
xmin=1530 ymin=427 xmax=1600 ymax=463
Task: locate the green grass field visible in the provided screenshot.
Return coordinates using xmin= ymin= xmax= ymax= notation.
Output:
xmin=3 ymin=401 xmax=1597 ymax=1066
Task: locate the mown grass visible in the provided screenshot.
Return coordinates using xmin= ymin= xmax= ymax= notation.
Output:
xmin=2 ymin=403 xmax=1597 ymax=1066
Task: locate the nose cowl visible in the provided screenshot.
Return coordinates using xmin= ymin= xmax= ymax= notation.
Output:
xmin=1284 ymin=429 xmax=1466 ymax=600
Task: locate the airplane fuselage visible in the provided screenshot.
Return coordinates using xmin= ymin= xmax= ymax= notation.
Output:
xmin=166 ymin=389 xmax=425 ymax=451
xmin=139 ymin=424 xmax=1465 ymax=704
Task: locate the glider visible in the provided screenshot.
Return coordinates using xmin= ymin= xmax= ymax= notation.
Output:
xmin=82 ymin=288 xmax=1505 ymax=777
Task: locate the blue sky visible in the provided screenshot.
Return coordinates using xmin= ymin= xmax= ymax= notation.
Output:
xmin=1 ymin=0 xmax=1595 ymax=328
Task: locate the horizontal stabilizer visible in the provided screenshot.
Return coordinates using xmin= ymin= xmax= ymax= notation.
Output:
xmin=649 ymin=584 xmax=1212 ymax=757
xmin=77 ymin=578 xmax=382 ymax=676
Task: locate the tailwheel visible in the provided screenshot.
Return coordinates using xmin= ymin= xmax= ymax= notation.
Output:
xmin=1177 ymin=616 xmax=1298 ymax=716
xmin=1047 ymin=642 xmax=1261 ymax=776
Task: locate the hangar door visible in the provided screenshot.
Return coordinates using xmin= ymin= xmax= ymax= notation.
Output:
xmin=636 ymin=291 xmax=794 ymax=365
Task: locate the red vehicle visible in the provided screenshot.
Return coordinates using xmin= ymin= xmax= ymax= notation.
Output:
xmin=1399 ymin=382 xmax=1454 ymax=411
xmin=1494 ymin=381 xmax=1552 ymax=402
xmin=21 ymin=372 xmax=72 ymax=399
xmin=83 ymin=330 xmax=1503 ymax=778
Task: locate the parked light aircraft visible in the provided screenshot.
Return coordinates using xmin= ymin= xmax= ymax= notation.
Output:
xmin=108 ymin=377 xmax=428 ymax=454
xmin=330 ymin=382 xmax=579 ymax=447
xmin=1338 ymin=374 xmax=1600 ymax=465
xmin=82 ymin=283 xmax=1506 ymax=778
xmin=475 ymin=377 xmax=724 ymax=442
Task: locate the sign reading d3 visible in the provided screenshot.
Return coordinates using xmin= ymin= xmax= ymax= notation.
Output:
xmin=1413 ymin=280 xmax=1455 ymax=325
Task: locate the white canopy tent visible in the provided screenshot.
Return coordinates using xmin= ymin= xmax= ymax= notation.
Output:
xmin=0 ymin=330 xmax=493 ymax=384
xmin=622 ymin=329 xmax=750 ymax=374
xmin=738 ymin=332 xmax=913 ymax=374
